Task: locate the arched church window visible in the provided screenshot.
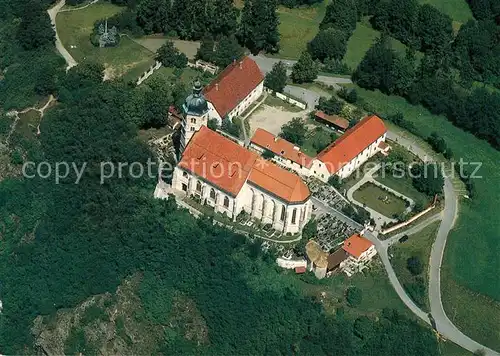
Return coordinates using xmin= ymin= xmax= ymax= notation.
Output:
xmin=280 ymin=206 xmax=286 ymax=221
xmin=191 ymin=118 xmax=196 ymax=124
xmin=196 ymin=181 xmax=202 ymax=192
xmin=210 ymin=188 xmax=216 ymax=200
xmin=292 ymin=208 xmax=297 ymax=224
xmin=224 ymin=196 xmax=230 ymax=208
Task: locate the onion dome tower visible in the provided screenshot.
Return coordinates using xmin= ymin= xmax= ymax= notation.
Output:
xmin=180 ymin=80 xmax=209 ymax=153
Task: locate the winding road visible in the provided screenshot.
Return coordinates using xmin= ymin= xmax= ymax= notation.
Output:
xmin=367 ymin=132 xmax=499 ymax=355
xmin=280 ymin=76 xmax=500 ymax=354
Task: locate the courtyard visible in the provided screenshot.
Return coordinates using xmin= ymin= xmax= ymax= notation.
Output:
xmin=248 ymin=103 xmax=306 ymax=137
xmin=352 ymin=182 xmax=409 ymax=219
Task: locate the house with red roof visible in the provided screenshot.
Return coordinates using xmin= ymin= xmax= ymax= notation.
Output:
xmin=339 ymin=234 xmax=377 ymax=276
xmin=311 ymin=115 xmax=388 ymax=181
xmin=172 ymin=126 xmax=313 ymax=234
xmin=249 ymin=128 xmax=314 ymax=177
xmin=248 ymin=116 xmax=388 ymax=183
xmin=203 ymin=56 xmax=264 ymax=122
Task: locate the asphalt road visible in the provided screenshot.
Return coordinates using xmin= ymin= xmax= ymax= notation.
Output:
xmin=387 ymin=132 xmax=499 ymax=355
xmin=313 ymin=129 xmax=499 ymax=355
xmin=250 ymin=54 xmax=352 ymax=89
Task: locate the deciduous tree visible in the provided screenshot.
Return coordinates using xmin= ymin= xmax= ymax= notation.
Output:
xmin=291 ymin=51 xmax=318 ymax=83
xmin=264 ymin=61 xmax=288 ymax=93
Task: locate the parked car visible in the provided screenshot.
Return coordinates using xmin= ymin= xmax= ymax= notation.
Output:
xmin=399 ymin=235 xmax=409 ymax=243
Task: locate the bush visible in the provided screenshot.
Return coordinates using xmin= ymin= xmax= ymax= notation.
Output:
xmin=338 ymin=87 xmax=358 ymax=103
xmin=328 ymin=175 xmax=341 ymax=189
xmin=406 ymin=255 xmax=423 ymax=275
xmin=323 ymin=58 xmax=352 ymax=75
xmin=346 ymin=286 xmax=362 ymax=307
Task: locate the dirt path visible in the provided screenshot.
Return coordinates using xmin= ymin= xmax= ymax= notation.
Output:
xmin=47 ymin=0 xmax=78 ymax=70
xmin=5 ymin=96 xmax=56 ymax=143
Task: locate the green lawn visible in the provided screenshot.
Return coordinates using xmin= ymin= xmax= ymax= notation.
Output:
xmin=144 ymin=67 xmax=210 ymax=87
xmin=375 ymin=173 xmax=432 ymax=209
xmin=273 ymin=0 xmax=328 ymax=59
xmin=353 ymin=182 xmax=409 ymax=218
xmin=56 ymin=3 xmax=155 ymax=79
xmin=390 ymin=221 xmax=441 ymax=311
xmin=418 ymin=0 xmax=473 ymax=24
xmin=352 ymin=84 xmax=500 ymax=350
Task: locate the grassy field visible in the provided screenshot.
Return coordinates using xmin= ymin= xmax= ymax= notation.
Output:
xmin=351 ymin=84 xmax=500 ymax=350
xmin=56 ymin=3 xmax=154 ymax=79
xmin=353 ymin=182 xmax=408 ymax=217
xmin=440 ymin=269 xmax=500 ymax=352
xmin=418 ymin=0 xmax=473 ymax=25
xmin=272 ymin=0 xmax=328 ymax=59
xmin=16 ymin=110 xmax=41 ymax=141
xmin=344 ymin=19 xmax=419 ymax=70
xmin=390 ymin=221 xmax=441 ymax=311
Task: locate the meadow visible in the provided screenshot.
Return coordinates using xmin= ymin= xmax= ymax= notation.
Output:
xmin=56 ymin=3 xmax=154 ymax=80
xmin=418 ymin=0 xmax=473 ymax=25
xmin=390 ymin=221 xmax=441 ymax=311
xmin=351 ymin=84 xmax=500 ymax=350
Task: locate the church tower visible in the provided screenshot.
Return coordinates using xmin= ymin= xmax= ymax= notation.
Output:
xmin=180 ymin=80 xmax=209 ymax=153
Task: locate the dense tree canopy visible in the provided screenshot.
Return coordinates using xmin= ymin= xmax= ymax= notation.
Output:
xmin=416 ymin=4 xmax=453 ymax=53
xmin=155 ymin=41 xmax=188 ymax=68
xmin=411 ymin=163 xmax=444 ymax=196
xmin=320 ymin=0 xmax=358 ymax=34
xmin=308 ymin=28 xmax=348 ymax=62
xmin=453 ymin=20 xmax=500 ymax=87
xmin=353 ymin=37 xmax=415 ymax=96
xmin=16 ymin=0 xmax=55 ymax=50
xmin=238 ymin=0 xmax=280 ymax=54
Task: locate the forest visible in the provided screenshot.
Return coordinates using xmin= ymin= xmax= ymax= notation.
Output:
xmin=0 ymin=0 xmax=444 ymax=354
xmin=0 ymin=74 xmax=440 ymax=354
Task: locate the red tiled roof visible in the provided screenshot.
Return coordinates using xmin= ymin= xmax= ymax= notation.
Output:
xmin=249 ymin=158 xmax=310 ymax=203
xmin=317 ymin=115 xmax=387 ymax=174
xmin=250 ymin=128 xmax=314 ymax=168
xmin=378 ymin=141 xmax=390 ymax=150
xmin=342 ymin=234 xmax=374 ymax=258
xmin=179 ymin=127 xmax=257 ymax=196
xmin=295 ymin=266 xmax=306 ymax=274
xmin=203 ymin=56 xmax=264 ymax=118
xmin=314 ymin=111 xmax=349 ymax=130
xmin=179 ymin=127 xmax=310 ymax=203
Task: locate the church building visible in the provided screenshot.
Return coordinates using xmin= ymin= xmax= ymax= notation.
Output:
xmin=172 ymin=82 xmax=312 ymax=234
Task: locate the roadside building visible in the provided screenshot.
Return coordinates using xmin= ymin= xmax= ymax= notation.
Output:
xmin=327 ymin=248 xmax=349 ymax=272
xmin=313 ymin=111 xmax=349 ymax=132
xmin=315 ymin=115 xmax=388 ymax=180
xmin=203 ymin=56 xmax=264 ymax=122
xmin=340 ymin=234 xmax=377 ymax=276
